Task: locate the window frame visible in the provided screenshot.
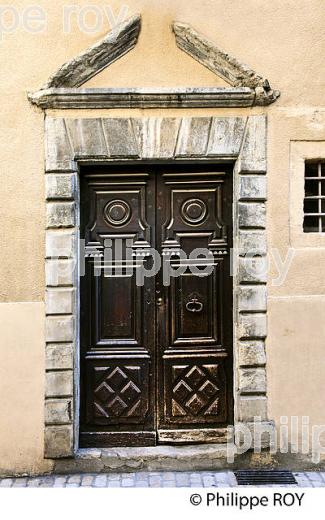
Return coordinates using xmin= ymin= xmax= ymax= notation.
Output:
xmin=303 ymin=160 xmax=325 ymax=234
xmin=289 ymin=141 xmax=325 ymax=248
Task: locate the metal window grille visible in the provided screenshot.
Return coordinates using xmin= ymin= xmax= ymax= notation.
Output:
xmin=304 ymin=160 xmax=325 ymax=233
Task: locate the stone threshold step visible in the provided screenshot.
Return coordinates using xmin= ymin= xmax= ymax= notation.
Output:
xmin=54 ymin=444 xmax=237 ymax=474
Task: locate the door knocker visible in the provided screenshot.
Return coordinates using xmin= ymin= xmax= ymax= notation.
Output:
xmin=185 ymin=296 xmax=204 ymax=313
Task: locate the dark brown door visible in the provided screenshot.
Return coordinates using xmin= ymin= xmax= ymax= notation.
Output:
xmin=79 ymin=165 xmax=233 ymax=447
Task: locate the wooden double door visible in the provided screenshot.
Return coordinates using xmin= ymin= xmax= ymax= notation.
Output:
xmin=80 ymin=165 xmax=233 ymax=447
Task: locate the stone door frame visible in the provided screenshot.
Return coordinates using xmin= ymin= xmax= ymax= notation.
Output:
xmin=44 ymin=115 xmax=272 ymax=458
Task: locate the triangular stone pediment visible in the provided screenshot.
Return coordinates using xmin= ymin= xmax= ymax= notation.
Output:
xmin=173 ymin=22 xmax=275 ymax=92
xmin=29 ymin=15 xmax=280 ymax=109
xmin=41 ymin=14 xmax=141 ymax=89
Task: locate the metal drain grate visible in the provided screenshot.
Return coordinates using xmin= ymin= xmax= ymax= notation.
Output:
xmin=234 ymin=470 xmax=297 ymax=486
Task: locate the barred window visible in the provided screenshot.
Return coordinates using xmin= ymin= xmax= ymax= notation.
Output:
xmin=304 ymin=161 xmax=325 ymax=233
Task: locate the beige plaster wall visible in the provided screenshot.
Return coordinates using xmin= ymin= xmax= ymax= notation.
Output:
xmin=267 ymin=297 xmax=325 ymax=445
xmin=0 ymin=303 xmax=53 ymax=475
xmin=0 ymin=0 xmax=325 ymax=473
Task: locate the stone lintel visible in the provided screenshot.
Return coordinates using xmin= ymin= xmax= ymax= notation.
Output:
xmin=29 ymin=87 xmax=256 ymax=109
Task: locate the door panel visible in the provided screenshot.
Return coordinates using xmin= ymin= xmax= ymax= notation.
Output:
xmin=85 ymin=358 xmax=151 ymax=425
xmin=92 ymin=263 xmax=142 ymax=347
xmin=80 ymin=165 xmax=232 ymax=447
xmin=171 ymin=266 xmax=221 ymax=344
xmin=156 ymin=169 xmax=233 ymax=440
xmin=80 ymin=171 xmax=156 ymax=447
xmin=163 ymin=355 xmax=228 ymax=425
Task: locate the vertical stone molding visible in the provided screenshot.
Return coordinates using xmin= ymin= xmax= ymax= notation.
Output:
xmin=44 ymin=115 xmax=272 ymax=458
xmin=233 ymin=116 xmax=270 ymax=445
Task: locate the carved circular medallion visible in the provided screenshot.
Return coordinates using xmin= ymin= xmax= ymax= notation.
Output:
xmin=104 ymin=200 xmax=131 ymax=226
xmin=181 ymin=198 xmax=207 ymax=225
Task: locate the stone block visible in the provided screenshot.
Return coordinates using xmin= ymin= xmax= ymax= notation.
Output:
xmin=238 ymin=230 xmax=267 ymax=256
xmin=235 ymin=421 xmax=276 ymax=449
xmin=46 ymin=316 xmax=74 ymax=342
xmin=44 ymin=425 xmax=74 ymax=458
xmin=207 ymin=117 xmax=246 ymax=156
xmin=238 ymin=314 xmax=267 ymax=339
xmin=46 ymin=288 xmax=75 ymax=314
xmin=45 ymin=259 xmax=75 ymax=287
xmin=238 ymin=341 xmax=266 ymax=367
xmin=45 ymin=399 xmax=73 ymax=424
xmin=175 ymin=117 xmax=212 ymax=157
xmin=238 ymin=396 xmax=267 ymax=421
xmin=240 ymin=115 xmax=266 ymax=172
xmin=45 ymin=371 xmax=73 ymax=397
xmin=102 ymin=118 xmax=139 ymax=157
xmin=238 ymin=202 xmax=266 ymax=228
xmin=46 ymin=202 xmax=75 ymax=228
xmin=239 ymin=175 xmax=267 ymax=200
xmin=158 ymin=118 xmax=183 ymax=158
xmin=46 ymin=174 xmax=75 ymax=200
xmin=238 ymin=367 xmax=266 ymax=393
xmin=238 ymin=286 xmax=267 ymax=312
xmin=45 ymin=343 xmax=74 ymax=370
xmin=46 ymin=231 xmax=75 ymax=258
xmin=238 ymin=257 xmax=268 ymax=283
xmin=133 ymin=117 xmax=181 ymax=159
xmin=65 ymin=118 xmax=107 ymax=157
xmin=45 ymin=118 xmax=74 ymax=172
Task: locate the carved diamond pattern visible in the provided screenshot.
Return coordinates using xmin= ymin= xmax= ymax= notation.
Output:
xmin=94 ymin=366 xmax=142 ymax=418
xmin=94 ymin=381 xmax=114 ymax=403
xmin=199 ymin=379 xmax=219 ymax=399
xmin=185 ymin=393 xmax=205 ymax=415
xmin=172 ymin=364 xmax=222 ymax=417
xmin=108 ymin=396 xmax=128 ymax=416
xmin=106 ymin=367 xmax=128 ymax=388
xmin=185 ymin=366 xmax=205 ymax=387
xmin=120 ymin=380 xmax=141 ymax=402
xmin=173 ymin=380 xmax=192 ymax=403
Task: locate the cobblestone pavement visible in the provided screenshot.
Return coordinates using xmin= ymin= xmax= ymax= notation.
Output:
xmin=1 ymin=471 xmax=325 ymax=488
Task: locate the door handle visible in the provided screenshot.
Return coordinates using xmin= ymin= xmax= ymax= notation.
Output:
xmin=186 ymin=297 xmax=203 ymax=313
xmin=156 ymin=297 xmax=164 ymax=306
